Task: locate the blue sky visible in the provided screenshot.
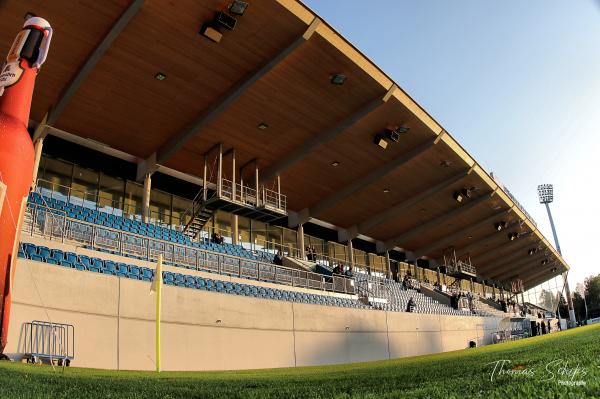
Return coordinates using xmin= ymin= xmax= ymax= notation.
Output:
xmin=303 ymin=0 xmax=600 ymax=287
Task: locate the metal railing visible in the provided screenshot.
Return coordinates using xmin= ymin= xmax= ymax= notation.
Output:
xmin=23 ymin=205 xmax=356 ymax=295
xmin=22 ymin=320 xmax=74 ymax=365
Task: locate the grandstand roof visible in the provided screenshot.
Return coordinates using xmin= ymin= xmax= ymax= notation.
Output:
xmin=0 ymin=0 xmax=567 ymax=289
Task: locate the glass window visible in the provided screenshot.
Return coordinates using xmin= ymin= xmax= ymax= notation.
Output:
xmin=215 ymin=210 xmax=232 ymax=242
xmin=72 ymin=165 xmax=98 ymax=209
xmin=124 ymin=180 xmax=144 ymax=219
xmin=150 ymin=189 xmax=171 ymax=226
xmin=172 ymin=195 xmax=192 ymax=228
xmin=282 ymin=227 xmax=297 ymax=257
xmin=267 ymin=225 xmax=282 ymax=254
xmin=251 ymin=220 xmax=267 ymax=251
xmin=238 ymin=216 xmax=251 ymax=249
xmin=98 ymin=173 xmax=124 ymax=215
xmin=40 ymin=157 xmax=72 ymax=201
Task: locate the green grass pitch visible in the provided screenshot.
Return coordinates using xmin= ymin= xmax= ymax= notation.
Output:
xmin=0 ymin=324 xmax=598 ymax=398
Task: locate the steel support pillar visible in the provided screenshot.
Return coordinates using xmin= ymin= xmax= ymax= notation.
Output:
xmin=142 ymin=173 xmax=152 ymax=223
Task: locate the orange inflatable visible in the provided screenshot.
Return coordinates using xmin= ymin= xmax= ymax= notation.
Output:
xmin=0 ymin=17 xmax=52 ymax=355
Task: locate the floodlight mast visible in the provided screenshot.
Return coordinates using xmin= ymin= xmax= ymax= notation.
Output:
xmin=537 ymin=184 xmax=576 ymax=328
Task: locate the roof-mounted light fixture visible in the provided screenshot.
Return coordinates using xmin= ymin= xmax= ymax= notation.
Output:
xmin=331 ymin=74 xmax=347 ymax=85
xmin=373 ymin=133 xmax=388 ymax=150
xmin=494 ymin=221 xmax=508 ymax=231
xmin=229 ymin=1 xmax=249 ymax=16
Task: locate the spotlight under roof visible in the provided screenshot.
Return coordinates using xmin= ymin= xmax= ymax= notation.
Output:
xmin=508 ymin=232 xmax=519 ymax=241
xmin=215 ymin=11 xmax=237 ymax=30
xmin=257 ymin=122 xmax=268 ymax=130
xmin=453 ymin=191 xmax=463 ymax=203
xmin=373 ymin=134 xmax=388 ymax=150
xmin=200 ymin=23 xmax=223 ymax=43
xmin=330 ymin=161 xmax=340 ymax=167
xmin=229 ymin=0 xmax=249 ymax=15
xmin=494 ymin=221 xmax=508 ymax=231
xmin=154 ymin=72 xmax=167 ymax=81
xmin=331 ymin=74 xmax=347 ymax=85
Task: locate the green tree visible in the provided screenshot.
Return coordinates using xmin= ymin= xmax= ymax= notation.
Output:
xmin=573 ymin=292 xmax=587 ymax=321
xmin=557 ymin=292 xmax=568 ymax=317
xmin=585 ymin=274 xmax=600 ymax=310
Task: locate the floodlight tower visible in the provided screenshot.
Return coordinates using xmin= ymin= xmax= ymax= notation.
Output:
xmin=537 ymin=184 xmax=576 ymax=327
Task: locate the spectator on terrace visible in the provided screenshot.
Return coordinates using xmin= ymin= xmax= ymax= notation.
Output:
xmin=557 ymin=319 xmax=562 ymax=331
xmin=305 ymin=246 xmax=312 ymax=261
xmin=547 ymin=320 xmax=551 ymax=333
xmin=332 ymin=265 xmax=341 ymax=275
xmin=273 ymin=251 xmax=283 ymax=266
xmin=406 ymin=297 xmax=416 ymax=313
xmin=211 ymin=232 xmax=224 ymax=245
xmin=536 ymin=322 xmax=541 ymax=336
xmin=345 ymin=265 xmax=353 ymax=277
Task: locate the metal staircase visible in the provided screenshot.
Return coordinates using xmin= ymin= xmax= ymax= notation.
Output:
xmin=181 ymin=195 xmax=218 ymax=239
xmin=181 ymin=143 xmax=288 ymax=239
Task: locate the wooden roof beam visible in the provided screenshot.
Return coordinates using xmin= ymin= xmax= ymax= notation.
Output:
xmin=455 ymin=220 xmax=519 ymax=258
xmin=413 ymin=207 xmax=513 ymax=259
xmin=136 ymin=17 xmax=322 ymax=181
xmin=382 ymin=190 xmax=495 ymax=252
xmin=355 ymin=166 xmax=471 ymax=238
xmin=291 ymin=131 xmax=447 ymax=228
xmin=524 ymin=270 xmax=563 ymax=291
xmin=262 ymin=84 xmax=398 ymax=183
xmin=490 ymin=253 xmax=548 ymax=281
xmin=472 ymin=231 xmax=536 ymax=267
xmin=35 ymin=0 xmax=144 ymax=141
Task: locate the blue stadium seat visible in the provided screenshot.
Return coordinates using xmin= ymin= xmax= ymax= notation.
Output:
xmin=140 ymin=268 xmax=153 ymax=281
xmin=129 ymin=265 xmax=141 ymax=280
xmin=116 ymin=263 xmax=128 ymax=277
xmin=50 ymin=249 xmax=64 ymax=263
xmin=25 ymin=243 xmax=38 ymax=258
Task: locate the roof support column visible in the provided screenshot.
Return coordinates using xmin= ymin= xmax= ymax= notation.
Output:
xmin=255 ymin=166 xmax=260 ymax=207
xmin=231 ymin=214 xmax=239 ymax=245
xmin=31 ymin=137 xmax=45 ymax=190
xmin=231 ymin=149 xmax=236 ymax=202
xmin=142 ymin=173 xmax=152 ymax=224
xmin=347 ymin=239 xmax=354 ymax=269
xmin=217 ymin=143 xmax=223 ymax=198
xmin=385 ymin=251 xmax=391 ymax=280
xmin=297 ymin=223 xmax=305 ymax=260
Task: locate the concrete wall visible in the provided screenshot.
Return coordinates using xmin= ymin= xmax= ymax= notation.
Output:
xmin=6 ymin=258 xmax=501 ymax=371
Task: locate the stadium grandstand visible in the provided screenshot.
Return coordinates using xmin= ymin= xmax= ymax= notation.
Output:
xmin=0 ymin=0 xmax=575 ymax=371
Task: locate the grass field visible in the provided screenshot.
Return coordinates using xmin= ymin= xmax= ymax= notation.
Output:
xmin=0 ymin=324 xmax=599 ymax=399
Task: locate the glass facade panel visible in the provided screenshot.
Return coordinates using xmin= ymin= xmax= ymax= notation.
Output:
xmin=72 ymin=165 xmax=99 ymax=209
xmin=98 ymin=173 xmax=124 ymax=215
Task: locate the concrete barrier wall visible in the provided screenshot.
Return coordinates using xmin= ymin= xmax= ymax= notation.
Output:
xmin=6 ymin=259 xmax=501 ymax=371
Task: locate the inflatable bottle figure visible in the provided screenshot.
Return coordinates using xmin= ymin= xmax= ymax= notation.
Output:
xmin=0 ymin=17 xmax=52 ymax=355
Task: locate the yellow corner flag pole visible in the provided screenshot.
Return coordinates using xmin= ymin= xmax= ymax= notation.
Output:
xmin=155 ymin=254 xmax=163 ymax=372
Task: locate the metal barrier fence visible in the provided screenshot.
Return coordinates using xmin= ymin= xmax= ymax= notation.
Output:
xmin=22 ymin=320 xmax=74 ymax=365
xmin=23 ymin=205 xmax=356 ymax=295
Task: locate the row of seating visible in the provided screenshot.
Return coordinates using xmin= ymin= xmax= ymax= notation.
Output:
xmin=19 ymin=242 xmax=367 ymax=309
xmin=355 ymin=274 xmax=479 ymax=317
xmin=29 ymin=192 xmax=274 ymax=264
